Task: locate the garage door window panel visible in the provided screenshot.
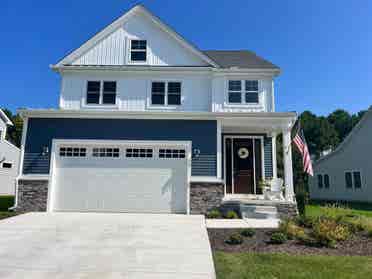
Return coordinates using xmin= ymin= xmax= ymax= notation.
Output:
xmin=126 ymin=148 xmax=153 ymax=158
xmin=60 ymin=147 xmax=87 ymax=158
xmin=159 ymin=149 xmax=186 ymax=159
xmin=93 ymin=148 xmax=120 ymax=158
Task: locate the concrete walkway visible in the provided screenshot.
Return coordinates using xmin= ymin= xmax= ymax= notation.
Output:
xmin=206 ymin=218 xmax=280 ymax=229
xmin=0 ymin=213 xmax=215 ymax=279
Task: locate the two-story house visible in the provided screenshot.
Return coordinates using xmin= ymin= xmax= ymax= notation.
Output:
xmin=14 ymin=5 xmax=297 ymax=215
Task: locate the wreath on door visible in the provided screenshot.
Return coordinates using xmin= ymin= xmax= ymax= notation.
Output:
xmin=238 ymin=147 xmax=249 ymax=159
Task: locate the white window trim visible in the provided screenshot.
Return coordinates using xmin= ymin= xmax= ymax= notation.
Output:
xmin=82 ymin=80 xmax=119 ymax=109
xmin=224 ymin=79 xmax=264 ymax=108
xmin=344 ymin=170 xmax=363 ymax=189
xmin=127 ymin=39 xmax=148 ymax=65
xmin=147 ymin=80 xmax=182 ymax=109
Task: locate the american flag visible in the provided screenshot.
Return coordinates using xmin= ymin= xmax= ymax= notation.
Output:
xmin=292 ymin=122 xmax=314 ymax=176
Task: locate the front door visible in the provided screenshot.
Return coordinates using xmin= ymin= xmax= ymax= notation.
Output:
xmin=233 ymin=139 xmax=254 ymax=194
xmin=225 ymin=137 xmax=263 ymax=195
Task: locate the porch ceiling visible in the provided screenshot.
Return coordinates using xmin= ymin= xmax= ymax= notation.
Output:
xmin=220 ymin=114 xmax=296 ymax=134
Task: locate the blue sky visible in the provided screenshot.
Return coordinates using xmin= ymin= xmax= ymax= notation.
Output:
xmin=1 ymin=0 xmax=371 ymax=115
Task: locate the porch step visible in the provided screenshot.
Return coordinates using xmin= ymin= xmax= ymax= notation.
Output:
xmin=240 ymin=205 xmax=278 ymax=220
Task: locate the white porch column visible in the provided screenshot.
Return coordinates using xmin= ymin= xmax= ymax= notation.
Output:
xmin=271 ymin=132 xmax=277 ymax=179
xmin=216 ymin=119 xmax=222 ymax=179
xmin=282 ymin=128 xmax=294 ymax=202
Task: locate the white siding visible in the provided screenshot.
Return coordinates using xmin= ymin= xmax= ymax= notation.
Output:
xmin=212 ymin=77 xmax=273 ymax=113
xmin=0 ymin=123 xmax=20 ymax=196
xmin=60 ymin=71 xmax=212 ymax=112
xmin=72 ymin=13 xmax=208 ymax=66
xmin=309 ymin=111 xmax=372 ymax=202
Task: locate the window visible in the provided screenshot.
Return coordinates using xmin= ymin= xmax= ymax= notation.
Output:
xmin=2 ymin=162 xmax=12 ymax=169
xmin=86 ymin=81 xmax=117 ymax=105
xmin=86 ymin=81 xmax=100 ymax=104
xmin=151 ymin=82 xmax=165 ymax=105
xmin=167 ymin=82 xmax=181 ymax=105
xmin=159 ymin=149 xmax=186 ymax=159
xmin=59 ymin=147 xmax=86 ymax=157
xmin=93 ymin=148 xmax=120 ymax=158
xmin=151 ymin=82 xmax=181 ymax=106
xmin=228 ymin=80 xmax=259 ymax=104
xmin=245 ymin=80 xmax=259 ymax=103
xmin=126 ymin=148 xmax=153 ymax=158
xmin=353 ymin=171 xmax=362 ymax=188
xmin=228 ymin=80 xmax=242 ymax=103
xmin=345 ymin=172 xmax=353 ymax=188
xmin=317 ymin=174 xmax=323 ymax=188
xmin=102 ymin=82 xmax=116 ymax=104
xmin=324 ymin=174 xmax=330 ymax=188
xmin=130 ymin=40 xmax=147 ymax=62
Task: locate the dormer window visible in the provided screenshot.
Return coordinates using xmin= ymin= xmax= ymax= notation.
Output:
xmin=130 ymin=40 xmax=147 ymax=62
xmin=228 ymin=80 xmax=259 ymax=104
xmin=86 ymin=81 xmax=117 ymax=105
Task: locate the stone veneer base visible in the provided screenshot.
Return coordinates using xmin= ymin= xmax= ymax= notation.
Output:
xmin=15 ymin=179 xmax=49 ymax=212
xmin=190 ymin=182 xmax=224 ymax=215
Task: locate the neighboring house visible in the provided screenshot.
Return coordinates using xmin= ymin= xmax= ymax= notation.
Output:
xmin=14 ymin=5 xmax=297 ymax=214
xmin=0 ymin=110 xmax=20 ymax=196
xmin=310 ymin=107 xmax=372 ymax=202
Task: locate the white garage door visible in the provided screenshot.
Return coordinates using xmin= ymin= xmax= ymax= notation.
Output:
xmin=50 ymin=141 xmax=190 ymax=214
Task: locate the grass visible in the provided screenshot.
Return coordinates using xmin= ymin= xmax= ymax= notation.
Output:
xmin=0 ymin=195 xmax=14 ymax=211
xmin=214 ymin=252 xmax=372 ymax=279
xmin=306 ymin=202 xmax=372 ymax=218
xmin=0 ymin=196 xmax=17 ymax=220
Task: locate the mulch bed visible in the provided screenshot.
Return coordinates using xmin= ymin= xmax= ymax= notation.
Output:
xmin=208 ymin=228 xmax=372 ymax=256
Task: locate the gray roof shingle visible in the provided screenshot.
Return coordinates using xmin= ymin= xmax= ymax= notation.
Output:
xmin=203 ymin=50 xmax=280 ymax=70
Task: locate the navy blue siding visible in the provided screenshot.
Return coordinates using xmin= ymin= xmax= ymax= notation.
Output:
xmin=23 ymin=118 xmax=217 ymax=176
xmin=264 ymin=137 xmax=273 ymax=178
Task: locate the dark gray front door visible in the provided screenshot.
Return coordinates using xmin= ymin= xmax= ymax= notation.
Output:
xmin=225 ymin=137 xmax=263 ymax=194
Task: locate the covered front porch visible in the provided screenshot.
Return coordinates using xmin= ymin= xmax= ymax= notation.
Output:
xmin=216 ymin=112 xmax=297 ymax=204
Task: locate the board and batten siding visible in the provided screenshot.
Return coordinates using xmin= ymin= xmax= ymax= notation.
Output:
xmin=72 ymin=12 xmax=208 ymax=66
xmin=60 ymin=71 xmax=212 ymax=112
xmin=23 ymin=118 xmax=217 ymax=177
xmin=212 ymin=77 xmax=274 ymax=113
xmin=309 ymin=110 xmax=372 ymax=202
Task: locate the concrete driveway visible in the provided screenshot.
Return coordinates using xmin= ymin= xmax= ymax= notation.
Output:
xmin=0 ymin=213 xmax=215 ymax=278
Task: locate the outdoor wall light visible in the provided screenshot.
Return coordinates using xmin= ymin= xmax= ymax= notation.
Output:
xmin=193 ymin=148 xmax=200 ymax=158
xmin=42 ymin=146 xmax=49 ymax=156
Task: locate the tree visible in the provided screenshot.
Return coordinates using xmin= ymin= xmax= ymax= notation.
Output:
xmin=1 ymin=108 xmax=23 ymax=147
xmin=327 ymin=109 xmax=352 ymax=142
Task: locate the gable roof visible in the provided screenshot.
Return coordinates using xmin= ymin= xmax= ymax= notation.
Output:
xmin=0 ymin=109 xmax=13 ymax=126
xmin=315 ymin=107 xmax=372 ymax=165
xmin=53 ymin=5 xmax=219 ymax=68
xmin=203 ymin=50 xmax=280 ymax=70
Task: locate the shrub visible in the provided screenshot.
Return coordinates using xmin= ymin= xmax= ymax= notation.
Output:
xmin=225 ymin=233 xmax=243 ymax=245
xmin=313 ymin=217 xmax=350 ymax=248
xmin=224 ymin=210 xmax=239 ymax=219
xmin=279 ymin=219 xmax=306 ymax=240
xmin=270 ymin=232 xmax=287 ymax=244
xmin=206 ymin=209 xmax=221 ymax=219
xmin=240 ymin=228 xmax=255 ymax=237
xmin=297 ymin=233 xmax=318 ymax=247
xmin=295 ymin=215 xmax=316 ymax=229
xmin=367 ymin=229 xmax=372 ymax=238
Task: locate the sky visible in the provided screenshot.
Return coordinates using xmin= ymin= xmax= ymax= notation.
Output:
xmin=1 ymin=0 xmax=371 ymax=116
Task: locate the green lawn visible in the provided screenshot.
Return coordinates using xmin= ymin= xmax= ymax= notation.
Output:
xmin=0 ymin=196 xmax=17 ymax=220
xmin=306 ymin=202 xmax=372 ymax=218
xmin=214 ymin=252 xmax=372 ymax=279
